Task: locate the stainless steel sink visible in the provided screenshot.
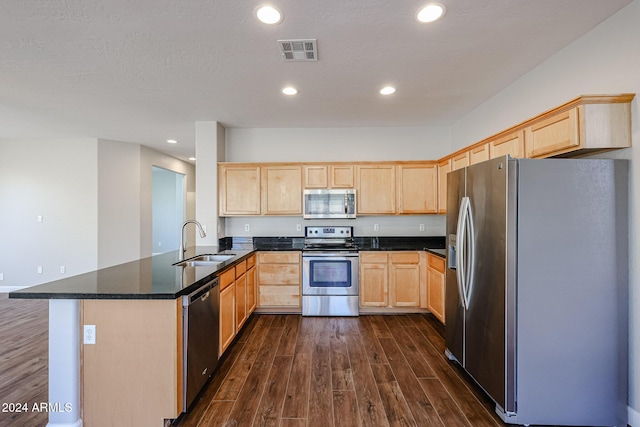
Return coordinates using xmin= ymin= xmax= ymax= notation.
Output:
xmin=173 ymin=253 xmax=235 ymax=267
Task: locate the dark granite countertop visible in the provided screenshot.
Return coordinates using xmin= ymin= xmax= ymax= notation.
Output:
xmin=10 ymin=235 xmax=445 ymax=301
xmin=9 ymin=247 xmax=254 ymax=300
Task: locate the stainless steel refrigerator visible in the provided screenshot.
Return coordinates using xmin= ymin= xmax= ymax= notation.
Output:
xmin=445 ymin=156 xmax=628 ymax=426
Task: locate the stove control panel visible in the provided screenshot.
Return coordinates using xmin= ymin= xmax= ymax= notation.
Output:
xmin=304 ymin=226 xmax=353 ymax=238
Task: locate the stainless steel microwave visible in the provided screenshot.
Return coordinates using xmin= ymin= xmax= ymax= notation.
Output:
xmin=303 ymin=189 xmax=356 ymax=219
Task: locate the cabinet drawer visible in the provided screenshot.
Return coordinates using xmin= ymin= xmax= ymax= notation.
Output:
xmin=360 ymin=252 xmax=388 ymax=263
xmin=246 ymin=254 xmax=256 ymax=269
xmin=259 ymin=285 xmax=300 ymax=307
xmin=257 ymin=252 xmax=300 ymax=264
xmin=428 ymin=254 xmax=445 ymax=273
xmin=390 ymin=252 xmax=420 ymax=264
xmin=257 ymin=265 xmax=300 ymax=285
xmin=220 ymin=268 xmax=235 ymax=291
xmin=235 ymin=260 xmax=247 ymax=278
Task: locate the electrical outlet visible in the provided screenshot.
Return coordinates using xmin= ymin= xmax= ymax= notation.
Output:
xmin=419 ymin=224 xmax=425 ymax=231
xmin=244 ymin=224 xmax=250 ymax=232
xmin=60 ymin=266 xmax=66 ymax=274
xmin=0 ymin=273 xmax=3 ymax=281
xmin=373 ymin=224 xmax=380 ymax=232
xmin=37 ymin=215 xmax=43 ymax=223
xmin=83 ymin=325 xmax=96 ymax=344
xmin=296 ymin=224 xmax=302 ymax=232
xmin=37 ymin=266 xmax=43 ymax=274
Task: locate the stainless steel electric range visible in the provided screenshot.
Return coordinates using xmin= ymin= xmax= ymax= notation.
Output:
xmin=301 ymin=226 xmax=359 ymax=316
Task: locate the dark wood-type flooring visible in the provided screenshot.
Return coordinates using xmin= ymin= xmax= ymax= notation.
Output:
xmin=0 ymin=296 xmax=48 ymax=427
xmin=175 ymin=313 xmax=503 ymax=427
xmin=0 ymin=295 xmax=505 ymax=427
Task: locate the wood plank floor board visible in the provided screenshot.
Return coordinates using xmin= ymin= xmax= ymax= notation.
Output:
xmin=225 ymin=325 xmax=285 ymax=426
xmin=378 ymin=336 xmax=443 ymax=426
xmin=253 ymin=355 xmax=293 ymax=427
xmin=276 ymin=315 xmax=300 ymax=357
xmin=330 ymin=327 xmax=354 ymax=392
xmin=308 ymin=329 xmax=334 ymax=427
xmin=332 ymin=390 xmax=361 ymax=427
xmin=419 ymin=378 xmax=474 ymax=427
xmin=383 ymin=316 xmax=437 ymax=379
xmin=359 ymin=316 xmax=389 ymax=364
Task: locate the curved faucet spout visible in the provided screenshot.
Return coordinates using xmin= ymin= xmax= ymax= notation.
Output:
xmin=180 ymin=220 xmax=206 ymax=260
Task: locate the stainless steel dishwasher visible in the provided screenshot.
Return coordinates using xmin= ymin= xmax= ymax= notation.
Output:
xmin=182 ymin=277 xmax=219 ymax=410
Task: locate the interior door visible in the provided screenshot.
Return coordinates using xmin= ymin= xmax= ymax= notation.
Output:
xmin=463 ymin=157 xmax=509 ymax=411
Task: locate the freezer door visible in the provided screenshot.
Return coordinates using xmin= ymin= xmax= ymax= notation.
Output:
xmin=463 ymin=156 xmax=515 ymax=414
xmin=445 ymin=167 xmax=466 ymax=364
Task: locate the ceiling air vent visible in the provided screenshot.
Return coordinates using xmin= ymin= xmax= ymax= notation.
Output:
xmin=278 ymin=39 xmax=318 ymax=61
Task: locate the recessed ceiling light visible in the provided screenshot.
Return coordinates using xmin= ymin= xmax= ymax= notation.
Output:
xmin=282 ymin=86 xmax=298 ymax=96
xmin=416 ymin=3 xmax=446 ymax=23
xmin=255 ymin=5 xmax=283 ymax=25
xmin=189 ymin=157 xmax=196 ymax=161
xmin=167 ymin=139 xmax=178 ymax=144
xmin=380 ymin=86 xmax=396 ymax=95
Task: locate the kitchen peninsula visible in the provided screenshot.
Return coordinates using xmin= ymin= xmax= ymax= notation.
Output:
xmin=9 ymin=238 xmax=445 ymax=427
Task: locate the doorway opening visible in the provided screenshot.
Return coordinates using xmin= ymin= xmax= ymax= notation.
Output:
xmin=152 ymin=166 xmax=186 ymax=255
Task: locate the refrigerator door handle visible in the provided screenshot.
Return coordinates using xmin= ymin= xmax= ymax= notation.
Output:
xmin=456 ymin=197 xmax=470 ymax=309
xmin=464 ymin=200 xmax=475 ymax=306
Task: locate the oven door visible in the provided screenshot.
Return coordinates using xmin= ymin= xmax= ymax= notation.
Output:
xmin=302 ymin=252 xmax=359 ymax=296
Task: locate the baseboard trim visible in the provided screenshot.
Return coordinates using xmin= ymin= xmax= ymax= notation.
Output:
xmin=629 ymin=405 xmax=640 ymax=426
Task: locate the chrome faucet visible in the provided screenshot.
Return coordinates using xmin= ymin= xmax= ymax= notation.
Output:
xmin=180 ymin=220 xmax=206 ymax=260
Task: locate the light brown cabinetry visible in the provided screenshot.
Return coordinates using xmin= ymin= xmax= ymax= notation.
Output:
xmin=219 ymin=268 xmax=236 ymax=355
xmin=437 ymin=158 xmax=451 ymax=214
xmin=469 ymin=144 xmax=490 ymax=165
xmin=257 ymin=251 xmax=301 ymax=308
xmin=219 ymin=165 xmax=261 ymax=216
xmin=246 ymin=255 xmax=257 ymax=313
xmin=262 ymin=165 xmax=302 ymax=215
xmin=359 ymin=251 xmax=425 ymax=309
xmin=356 ymin=164 xmax=396 ymax=214
xmin=82 ymin=299 xmax=183 ymax=425
xmin=490 ymin=130 xmax=525 ymax=159
xmin=359 ymin=252 xmax=389 ymax=307
xmin=451 ymin=152 xmax=470 ymax=171
xmin=303 ymin=164 xmax=354 ymax=188
xmin=396 ymin=163 xmax=438 ymax=214
xmin=525 ymin=108 xmax=579 ymax=158
xmin=389 ymin=252 xmax=422 ymax=307
xmin=426 ymin=253 xmax=446 ymax=324
xmin=235 ymin=260 xmax=247 ymax=330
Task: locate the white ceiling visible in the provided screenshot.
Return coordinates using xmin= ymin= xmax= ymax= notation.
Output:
xmin=0 ymin=0 xmax=632 ymax=161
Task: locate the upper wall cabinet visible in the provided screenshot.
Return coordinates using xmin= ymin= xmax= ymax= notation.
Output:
xmin=490 ymin=130 xmax=525 ymax=159
xmin=524 ymin=96 xmax=633 ymax=158
xmin=451 ymin=151 xmax=469 ymax=171
xmin=303 ymin=164 xmax=354 ymax=189
xmin=262 ymin=165 xmax=302 ymax=215
xmin=219 ymin=164 xmax=261 ymax=216
xmin=356 ymin=164 xmax=396 ymax=214
xmin=396 ymin=163 xmax=438 ymax=214
xmin=469 ymin=143 xmax=490 ymax=165
xmin=437 ymin=158 xmax=451 ymax=214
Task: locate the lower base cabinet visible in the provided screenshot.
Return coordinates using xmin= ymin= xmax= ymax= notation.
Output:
xmin=257 ymin=252 xmax=301 ymax=308
xmin=359 ymin=251 xmax=426 ymax=309
xmin=426 ymin=253 xmax=446 ymax=323
xmin=219 ymin=268 xmax=236 ymax=356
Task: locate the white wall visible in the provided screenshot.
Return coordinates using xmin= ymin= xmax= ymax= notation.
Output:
xmin=226 ymin=126 xmax=451 ymax=162
xmin=451 ymin=0 xmax=640 ymax=421
xmin=0 ymin=138 xmax=195 ymax=288
xmin=223 ymin=126 xmax=450 ymax=237
xmin=0 ymin=138 xmax=99 ymax=286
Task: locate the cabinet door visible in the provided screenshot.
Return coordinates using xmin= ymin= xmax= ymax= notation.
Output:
xmin=219 ymin=165 xmax=261 ymax=216
xmin=329 ymin=165 xmax=355 ymax=188
xmin=469 ymin=144 xmax=490 ymax=165
xmin=262 ymin=166 xmax=303 ymax=215
xmin=490 ymin=130 xmax=525 ymax=159
xmin=525 ymin=107 xmax=580 ymax=158
xmin=359 ymin=253 xmax=389 ymax=307
xmin=303 ymin=165 xmax=328 ymax=188
xmin=437 ymin=159 xmax=451 ymax=214
xmin=247 ymin=265 xmax=257 ymax=314
xmin=427 ymin=255 xmax=445 ymax=324
xmin=451 ymin=152 xmax=470 ymax=171
xmin=397 ymin=164 xmax=437 ymax=214
xmin=356 ymin=165 xmax=395 ymax=214
xmin=219 ymin=282 xmax=235 ymax=356
xmin=389 ymin=253 xmax=421 ymax=308
xmin=235 ymin=273 xmax=247 ymax=330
